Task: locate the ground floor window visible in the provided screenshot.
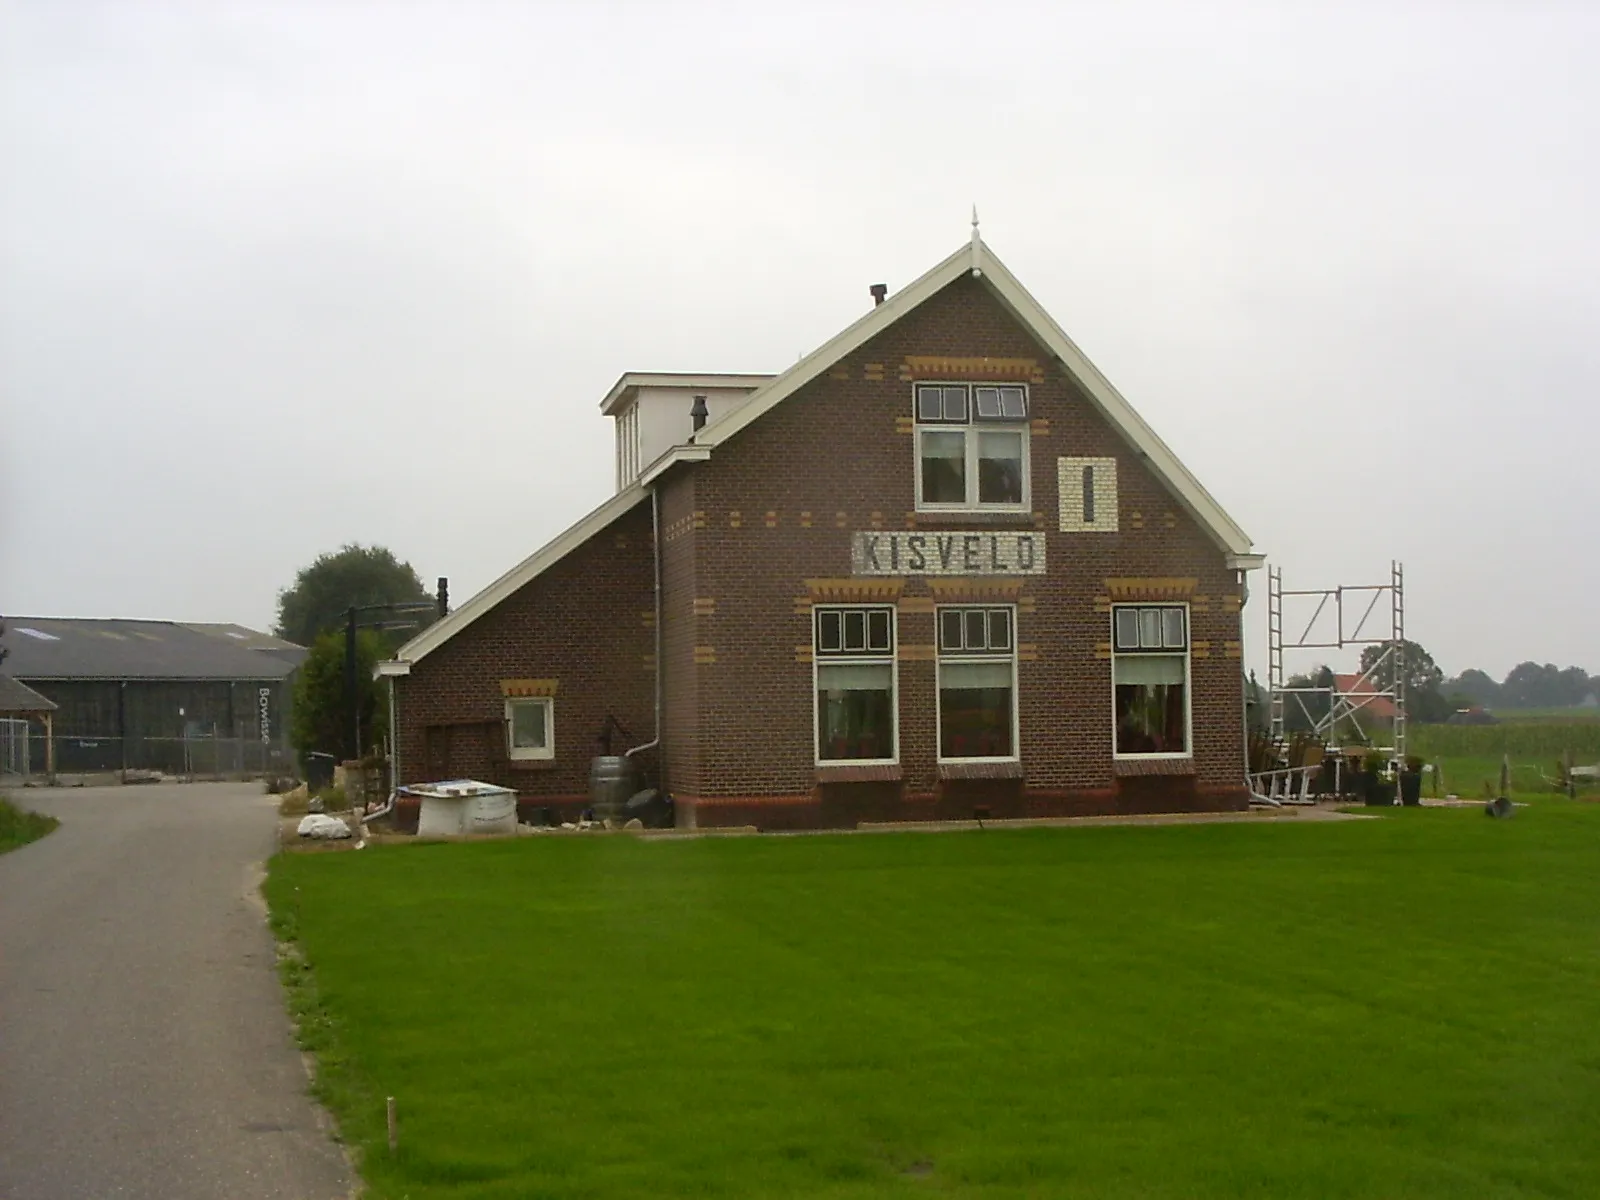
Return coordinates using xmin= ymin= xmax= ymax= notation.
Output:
xmin=814 ymin=605 xmax=896 ymax=763
xmin=1112 ymin=605 xmax=1189 ymax=755
xmin=505 ymin=697 xmax=554 ymax=760
xmin=937 ymin=605 xmax=1016 ymax=760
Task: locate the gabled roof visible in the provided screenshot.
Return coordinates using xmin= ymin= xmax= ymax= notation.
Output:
xmin=697 ymin=235 xmax=1258 ymax=563
xmin=0 ymin=618 xmax=302 ymax=681
xmin=394 ymin=483 xmax=650 ymax=666
xmin=392 ymin=236 xmax=1262 ymax=666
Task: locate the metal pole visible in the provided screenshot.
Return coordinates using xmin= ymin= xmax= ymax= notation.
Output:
xmin=345 ymin=607 xmax=358 ymax=763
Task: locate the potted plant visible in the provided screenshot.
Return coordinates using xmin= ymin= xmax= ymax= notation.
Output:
xmin=1362 ymin=751 xmax=1392 ymax=806
xmin=1399 ymin=755 xmax=1424 ymax=807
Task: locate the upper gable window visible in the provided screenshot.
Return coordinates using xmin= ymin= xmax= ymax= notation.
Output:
xmin=914 ymin=384 xmax=1029 ymax=511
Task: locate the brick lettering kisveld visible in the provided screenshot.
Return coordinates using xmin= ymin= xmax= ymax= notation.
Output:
xmin=396 ymin=274 xmax=1248 ymax=830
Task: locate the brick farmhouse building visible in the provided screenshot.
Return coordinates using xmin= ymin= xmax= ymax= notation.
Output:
xmin=381 ymin=235 xmax=1265 ymax=829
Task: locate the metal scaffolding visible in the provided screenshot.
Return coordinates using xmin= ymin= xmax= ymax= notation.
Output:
xmin=1266 ymin=560 xmax=1407 ymax=762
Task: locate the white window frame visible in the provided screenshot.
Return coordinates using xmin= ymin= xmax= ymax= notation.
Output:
xmin=935 ymin=604 xmax=1020 ymax=764
xmin=504 ymin=697 xmax=555 ymax=761
xmin=812 ymin=604 xmax=899 ymax=767
xmin=1109 ymin=603 xmax=1192 ymax=760
xmin=913 ymin=383 xmax=1031 ymax=514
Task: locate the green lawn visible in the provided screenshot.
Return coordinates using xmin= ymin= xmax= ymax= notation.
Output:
xmin=0 ymin=794 xmax=57 ymax=854
xmin=266 ymin=806 xmax=1600 ymax=1199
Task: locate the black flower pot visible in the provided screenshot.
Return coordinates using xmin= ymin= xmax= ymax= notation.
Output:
xmin=1399 ymin=771 xmax=1422 ymax=807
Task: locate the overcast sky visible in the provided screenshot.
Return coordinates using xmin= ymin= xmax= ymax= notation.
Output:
xmin=2 ymin=1 xmax=1595 ymax=681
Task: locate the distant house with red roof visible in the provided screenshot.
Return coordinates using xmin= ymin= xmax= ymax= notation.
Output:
xmin=1333 ymin=673 xmax=1397 ymax=721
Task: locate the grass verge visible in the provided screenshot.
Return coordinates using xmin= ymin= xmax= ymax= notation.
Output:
xmin=266 ymin=806 xmax=1600 ymax=1199
xmin=0 ymin=793 xmax=58 ymax=854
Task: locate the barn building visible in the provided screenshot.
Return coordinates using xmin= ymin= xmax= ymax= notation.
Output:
xmin=381 ymin=235 xmax=1264 ymax=829
xmin=0 ymin=618 xmax=304 ymax=778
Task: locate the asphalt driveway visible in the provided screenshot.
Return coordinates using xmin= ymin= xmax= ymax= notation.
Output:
xmin=0 ymin=782 xmax=351 ymax=1199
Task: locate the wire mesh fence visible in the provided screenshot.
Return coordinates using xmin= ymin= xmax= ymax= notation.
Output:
xmin=15 ymin=728 xmax=296 ymax=780
xmin=1 ymin=718 xmax=29 ymax=779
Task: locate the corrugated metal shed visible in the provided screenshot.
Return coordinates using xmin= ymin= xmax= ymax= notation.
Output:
xmin=0 ymin=618 xmax=302 ymax=681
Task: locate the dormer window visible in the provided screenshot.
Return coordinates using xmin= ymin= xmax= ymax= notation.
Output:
xmin=914 ymin=384 xmax=1030 ymax=511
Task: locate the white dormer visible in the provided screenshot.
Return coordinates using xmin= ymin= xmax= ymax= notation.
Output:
xmin=601 ymin=373 xmax=773 ymax=491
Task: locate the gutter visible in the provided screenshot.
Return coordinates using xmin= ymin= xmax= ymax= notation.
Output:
xmin=626 ymin=487 xmax=662 ymax=765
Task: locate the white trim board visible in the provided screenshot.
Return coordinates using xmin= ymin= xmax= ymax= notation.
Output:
xmin=395 ymin=483 xmax=649 ymax=665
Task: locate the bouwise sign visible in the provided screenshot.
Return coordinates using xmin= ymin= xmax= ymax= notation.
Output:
xmin=852 ymin=531 xmax=1045 ymax=576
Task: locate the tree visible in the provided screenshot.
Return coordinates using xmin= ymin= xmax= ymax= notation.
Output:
xmin=1358 ymin=639 xmax=1449 ymax=722
xmin=275 ymin=544 xmax=432 ymax=648
xmin=1446 ymin=668 xmax=1501 ymax=708
xmin=290 ymin=630 xmax=390 ymax=761
xmin=1499 ymin=661 xmax=1596 ymax=709
xmin=0 ymin=617 xmax=8 ymax=669
xmin=1282 ymin=666 xmax=1335 ymax=732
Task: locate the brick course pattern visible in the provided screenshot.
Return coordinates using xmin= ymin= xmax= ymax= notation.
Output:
xmin=392 ymin=498 xmax=656 ymax=825
xmin=396 ymin=273 xmax=1250 ymax=830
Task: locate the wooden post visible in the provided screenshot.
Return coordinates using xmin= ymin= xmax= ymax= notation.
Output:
xmin=1565 ymin=749 xmax=1576 ymax=800
xmin=386 ymin=1096 xmax=398 ymax=1152
xmin=44 ymin=712 xmax=55 ymax=785
xmin=1499 ymin=753 xmax=1510 ymax=799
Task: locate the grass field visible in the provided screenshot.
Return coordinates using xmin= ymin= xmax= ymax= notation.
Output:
xmin=266 ymin=806 xmax=1600 ymax=1199
xmin=0 ymin=793 xmax=58 ymax=855
xmin=1408 ymin=722 xmax=1600 ymax=798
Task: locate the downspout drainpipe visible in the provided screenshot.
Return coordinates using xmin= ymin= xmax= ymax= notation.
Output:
xmin=626 ymin=487 xmax=663 ymax=768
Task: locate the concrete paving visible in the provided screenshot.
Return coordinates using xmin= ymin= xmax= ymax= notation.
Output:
xmin=0 ymin=783 xmax=351 ymax=1200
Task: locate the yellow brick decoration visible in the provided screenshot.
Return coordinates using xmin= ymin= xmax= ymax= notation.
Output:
xmin=794 ymin=645 xmax=814 ymax=663
xmin=1058 ymin=456 xmax=1119 ymax=533
xmin=1104 ymin=578 xmax=1198 ymax=601
xmin=927 ymin=578 xmax=1026 ymax=602
xmin=806 ymin=579 xmax=906 ymax=602
xmin=728 ymin=511 xmax=742 ymax=528
xmin=894 ymin=416 xmax=915 ymax=434
xmin=1031 ymin=418 xmax=1051 ymax=436
xmin=835 ymin=511 xmax=848 ymax=528
xmin=693 ymin=645 xmax=718 ymax=665
xmin=1017 ymin=643 xmax=1039 ymax=662
xmin=614 ymin=533 xmax=629 ymax=548
xmin=898 ymin=644 xmax=937 ymax=662
xmin=501 ymin=678 xmax=558 ymax=697
xmin=870 ymin=511 xmax=884 ymax=529
xmin=1224 ymin=641 xmax=1243 ymax=658
xmin=692 ymin=597 xmax=717 ymax=616
xmin=765 ymin=511 xmax=778 ymax=528
xmin=693 ymin=510 xmax=707 ymax=530
xmin=800 ymin=511 xmax=813 ymax=528
xmin=897 ymin=596 xmax=936 ymax=615
xmin=901 ymin=355 xmax=1038 ymax=380
xmin=640 ymin=610 xmax=656 ymax=629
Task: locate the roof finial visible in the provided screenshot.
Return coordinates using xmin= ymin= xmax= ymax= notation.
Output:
xmin=969 ymin=204 xmax=983 ymax=276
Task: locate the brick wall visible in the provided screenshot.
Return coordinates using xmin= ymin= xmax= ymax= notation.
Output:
xmin=677 ymin=273 xmax=1247 ymax=825
xmin=393 ymin=497 xmax=657 ymax=822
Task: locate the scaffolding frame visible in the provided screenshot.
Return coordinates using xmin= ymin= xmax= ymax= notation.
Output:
xmin=1266 ymin=560 xmax=1406 ymax=764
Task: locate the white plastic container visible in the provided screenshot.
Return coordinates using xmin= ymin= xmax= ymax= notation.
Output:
xmin=403 ymin=780 xmax=518 ymax=837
